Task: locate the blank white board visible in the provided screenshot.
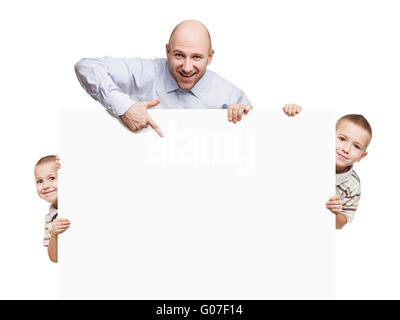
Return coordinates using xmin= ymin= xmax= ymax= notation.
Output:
xmin=58 ymin=110 xmax=335 ymax=299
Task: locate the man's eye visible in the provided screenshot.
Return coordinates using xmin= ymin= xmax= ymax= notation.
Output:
xmin=194 ymin=56 xmax=202 ymax=59
xmin=175 ymin=53 xmax=183 ymax=57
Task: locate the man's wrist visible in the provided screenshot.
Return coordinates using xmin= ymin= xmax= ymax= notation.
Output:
xmin=104 ymin=91 xmax=136 ymax=116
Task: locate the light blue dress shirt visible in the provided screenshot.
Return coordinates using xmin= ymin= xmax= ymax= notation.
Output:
xmin=74 ymin=57 xmax=251 ymax=116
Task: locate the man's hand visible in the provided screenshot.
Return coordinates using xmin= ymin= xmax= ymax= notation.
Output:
xmin=228 ymin=104 xmax=252 ymax=123
xmin=326 ymin=195 xmax=342 ymax=215
xmin=283 ymin=104 xmax=302 ymax=117
xmin=52 ymin=218 xmax=71 ymax=236
xmin=120 ymin=99 xmax=164 ymax=137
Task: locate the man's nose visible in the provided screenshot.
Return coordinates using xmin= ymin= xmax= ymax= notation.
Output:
xmin=182 ymin=58 xmax=192 ymax=73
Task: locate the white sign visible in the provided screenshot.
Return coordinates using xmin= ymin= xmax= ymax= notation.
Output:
xmin=58 ymin=110 xmax=335 ymax=299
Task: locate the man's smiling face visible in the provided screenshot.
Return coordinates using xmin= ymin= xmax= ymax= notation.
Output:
xmin=166 ymin=20 xmax=214 ymax=90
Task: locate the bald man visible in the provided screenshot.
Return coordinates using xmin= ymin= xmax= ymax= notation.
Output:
xmin=75 ymin=20 xmax=252 ymax=137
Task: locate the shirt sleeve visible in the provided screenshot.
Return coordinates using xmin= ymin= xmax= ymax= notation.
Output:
xmin=237 ymin=90 xmax=252 ymax=107
xmin=74 ymin=57 xmax=158 ymax=116
xmin=340 ymin=183 xmax=361 ymax=223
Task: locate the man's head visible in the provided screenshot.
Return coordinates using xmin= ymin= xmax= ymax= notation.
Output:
xmin=166 ymin=20 xmax=214 ymax=90
xmin=335 ymin=114 xmax=372 ymax=173
xmin=34 ymin=155 xmax=58 ymax=206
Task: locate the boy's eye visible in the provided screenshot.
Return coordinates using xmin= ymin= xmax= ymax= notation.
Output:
xmin=339 ymin=137 xmax=345 ymax=141
xmin=354 ymin=145 xmax=361 ymax=150
xmin=49 ymin=177 xmax=55 ymax=181
xmin=36 ymin=179 xmax=43 ymax=184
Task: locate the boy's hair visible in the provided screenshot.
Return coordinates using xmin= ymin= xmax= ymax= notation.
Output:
xmin=35 ymin=155 xmax=57 ymax=167
xmin=336 ymin=114 xmax=372 ymax=144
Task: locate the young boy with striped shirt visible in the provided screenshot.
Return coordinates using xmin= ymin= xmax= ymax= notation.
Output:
xmin=34 ymin=155 xmax=71 ymax=262
xmin=283 ymin=105 xmax=372 ymax=229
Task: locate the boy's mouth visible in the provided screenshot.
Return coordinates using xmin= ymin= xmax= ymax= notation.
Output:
xmin=336 ymin=152 xmax=349 ymax=160
xmin=43 ymin=190 xmax=56 ymax=195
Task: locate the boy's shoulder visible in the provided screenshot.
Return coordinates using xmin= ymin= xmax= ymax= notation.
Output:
xmin=336 ymin=167 xmax=360 ymax=184
xmin=336 ymin=167 xmax=361 ymax=197
xmin=45 ymin=205 xmax=58 ymax=222
xmin=351 ymin=169 xmax=360 ymax=184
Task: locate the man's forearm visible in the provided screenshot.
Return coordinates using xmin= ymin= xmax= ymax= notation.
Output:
xmin=47 ymin=233 xmax=58 ymax=263
xmin=74 ymin=57 xmax=136 ymax=116
xmin=336 ymin=213 xmax=348 ymax=230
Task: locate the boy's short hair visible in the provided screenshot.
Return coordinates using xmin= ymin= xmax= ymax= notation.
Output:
xmin=35 ymin=155 xmax=57 ymax=167
xmin=336 ymin=114 xmax=372 ymax=145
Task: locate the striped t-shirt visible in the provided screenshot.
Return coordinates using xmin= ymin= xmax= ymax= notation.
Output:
xmin=336 ymin=167 xmax=361 ymax=223
xmin=43 ymin=205 xmax=58 ymax=247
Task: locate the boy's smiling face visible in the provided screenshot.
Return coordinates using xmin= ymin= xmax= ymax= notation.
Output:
xmin=34 ymin=161 xmax=58 ymax=206
xmin=336 ymin=120 xmax=370 ymax=173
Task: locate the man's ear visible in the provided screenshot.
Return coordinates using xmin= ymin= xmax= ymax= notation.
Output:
xmin=166 ymin=43 xmax=170 ymax=57
xmin=207 ymin=49 xmax=215 ymax=65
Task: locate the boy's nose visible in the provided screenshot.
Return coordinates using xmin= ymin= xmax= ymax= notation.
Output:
xmin=343 ymin=142 xmax=351 ymax=153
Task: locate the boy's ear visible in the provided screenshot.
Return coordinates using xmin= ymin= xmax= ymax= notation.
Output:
xmin=357 ymin=151 xmax=368 ymax=162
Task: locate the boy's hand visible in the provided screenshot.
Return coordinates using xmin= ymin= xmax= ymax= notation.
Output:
xmin=55 ymin=156 xmax=61 ymax=169
xmin=52 ymin=218 xmax=71 ymax=236
xmin=325 ymin=195 xmax=342 ymax=215
xmin=282 ymin=104 xmax=302 ymax=117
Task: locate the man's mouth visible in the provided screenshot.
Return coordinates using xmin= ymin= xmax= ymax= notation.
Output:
xmin=178 ymin=71 xmax=195 ymax=78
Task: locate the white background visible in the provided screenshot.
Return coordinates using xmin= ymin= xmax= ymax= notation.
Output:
xmin=0 ymin=0 xmax=399 ymax=299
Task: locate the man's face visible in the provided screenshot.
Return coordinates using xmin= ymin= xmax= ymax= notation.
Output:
xmin=166 ymin=29 xmax=214 ymax=90
xmin=35 ymin=161 xmax=58 ymax=205
xmin=336 ymin=120 xmax=370 ymax=172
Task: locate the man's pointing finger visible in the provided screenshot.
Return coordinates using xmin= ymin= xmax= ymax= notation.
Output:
xmin=148 ymin=118 xmax=164 ymax=138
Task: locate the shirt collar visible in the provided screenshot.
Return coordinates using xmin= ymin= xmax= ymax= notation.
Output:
xmin=165 ymin=62 xmax=180 ymax=93
xmin=189 ymin=70 xmax=210 ymax=98
xmin=336 ymin=166 xmax=354 ymax=185
xmin=49 ymin=204 xmax=58 ymax=219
